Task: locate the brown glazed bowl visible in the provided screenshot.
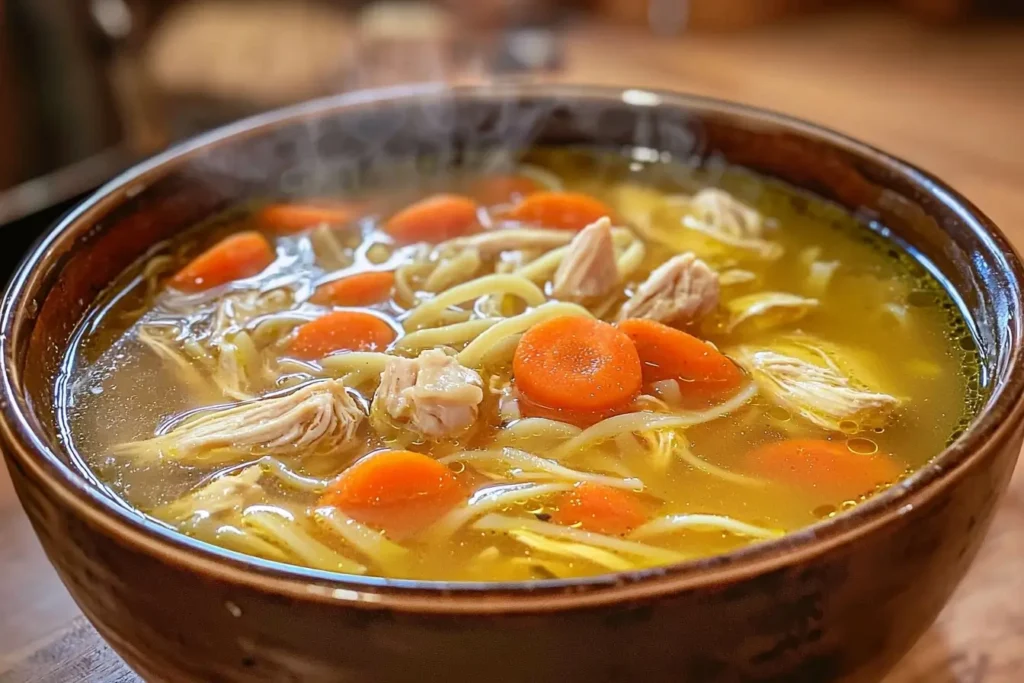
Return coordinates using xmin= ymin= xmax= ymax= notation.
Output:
xmin=2 ymin=83 xmax=1023 ymax=683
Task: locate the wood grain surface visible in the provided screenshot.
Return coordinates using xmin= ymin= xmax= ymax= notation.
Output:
xmin=2 ymin=8 xmax=1023 ymax=682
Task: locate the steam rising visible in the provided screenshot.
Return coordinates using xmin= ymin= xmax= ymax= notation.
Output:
xmin=184 ymin=85 xmax=720 ymax=212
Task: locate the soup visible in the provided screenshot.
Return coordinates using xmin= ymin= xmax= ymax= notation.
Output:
xmin=59 ymin=149 xmax=981 ymax=581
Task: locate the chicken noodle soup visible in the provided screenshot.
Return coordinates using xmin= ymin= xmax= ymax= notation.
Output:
xmin=60 ymin=149 xmax=982 ymax=581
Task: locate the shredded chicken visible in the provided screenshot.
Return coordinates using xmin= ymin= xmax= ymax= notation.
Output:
xmin=156 ymin=465 xmax=264 ymax=523
xmin=372 ymin=349 xmax=484 ymax=439
xmin=618 ymin=253 xmax=719 ymax=324
xmin=732 ymin=344 xmax=900 ymax=432
xmin=137 ymin=325 xmax=220 ymax=400
xmin=726 ymin=292 xmax=818 ymax=334
xmin=806 ymin=260 xmax=840 ymax=296
xmin=690 ymin=188 xmax=765 ymax=239
xmin=158 ymin=287 xmax=294 ymax=341
xmin=552 ymin=217 xmax=619 ymax=300
xmin=114 ymin=379 xmax=364 ymax=462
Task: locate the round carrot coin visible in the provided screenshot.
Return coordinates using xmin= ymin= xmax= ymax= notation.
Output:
xmin=513 ymin=316 xmax=642 ymax=413
xmin=288 ymin=311 xmax=396 ymax=359
xmin=319 ymin=450 xmax=465 ymax=538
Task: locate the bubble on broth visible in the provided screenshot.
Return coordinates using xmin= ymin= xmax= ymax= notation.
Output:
xmin=365 ymin=243 xmax=393 ymax=264
xmin=839 ymin=420 xmax=860 ymax=435
xmin=813 ymin=504 xmax=838 ymax=519
xmin=847 ymin=438 xmax=878 ymax=456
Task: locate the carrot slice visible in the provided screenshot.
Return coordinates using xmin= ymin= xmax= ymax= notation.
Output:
xmin=169 ymin=231 xmax=274 ymax=293
xmin=384 ymin=194 xmax=479 ymax=244
xmin=506 ymin=191 xmax=615 ymax=231
xmin=618 ymin=318 xmax=744 ymax=401
xmin=319 ymin=450 xmax=465 ymax=538
xmin=288 ymin=311 xmax=396 ymax=359
xmin=257 ymin=203 xmax=359 ymax=235
xmin=470 ymin=175 xmax=541 ymax=206
xmin=745 ymin=439 xmax=902 ymax=499
xmin=513 ymin=316 xmax=642 ymax=413
xmin=311 ymin=271 xmax=395 ymax=307
xmin=552 ymin=483 xmax=647 ymax=535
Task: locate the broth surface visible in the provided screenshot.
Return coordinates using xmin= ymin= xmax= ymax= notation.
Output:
xmin=59 ymin=149 xmax=982 ymax=581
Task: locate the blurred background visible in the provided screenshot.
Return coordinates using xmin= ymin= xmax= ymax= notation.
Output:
xmin=2 ymin=0 xmax=1023 ymax=239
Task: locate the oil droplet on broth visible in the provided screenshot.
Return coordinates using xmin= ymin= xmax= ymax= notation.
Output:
xmin=838 ymin=420 xmax=860 ymax=434
xmin=365 ymin=243 xmax=393 ymax=264
xmin=813 ymin=504 xmax=838 ymax=519
xmin=846 ymin=437 xmax=878 ymax=456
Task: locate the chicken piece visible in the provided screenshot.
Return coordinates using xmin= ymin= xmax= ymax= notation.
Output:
xmin=806 ymin=260 xmax=840 ymax=296
xmin=114 ymin=379 xmax=364 ymax=463
xmin=372 ymin=349 xmax=484 ymax=438
xmin=552 ymin=217 xmax=619 ymax=300
xmin=732 ymin=342 xmax=901 ymax=432
xmin=726 ymin=292 xmax=818 ymax=334
xmin=690 ymin=188 xmax=765 ymax=239
xmin=156 ymin=465 xmax=264 ymax=524
xmin=618 ymin=253 xmax=719 ymax=325
xmin=158 ymin=287 xmax=294 ymax=341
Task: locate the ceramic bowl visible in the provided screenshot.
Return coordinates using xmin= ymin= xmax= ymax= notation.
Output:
xmin=3 ymin=84 xmax=1023 ymax=683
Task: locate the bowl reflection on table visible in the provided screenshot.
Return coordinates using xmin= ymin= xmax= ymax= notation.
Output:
xmin=1 ymin=83 xmax=1023 ymax=683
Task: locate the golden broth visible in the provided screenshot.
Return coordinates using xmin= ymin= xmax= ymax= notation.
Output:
xmin=58 ymin=148 xmax=982 ymax=581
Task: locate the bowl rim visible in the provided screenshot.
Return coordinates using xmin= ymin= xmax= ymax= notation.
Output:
xmin=3 ymin=82 xmax=1023 ymax=613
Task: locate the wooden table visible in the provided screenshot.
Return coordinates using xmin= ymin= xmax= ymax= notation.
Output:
xmin=3 ymin=8 xmax=1024 ymax=681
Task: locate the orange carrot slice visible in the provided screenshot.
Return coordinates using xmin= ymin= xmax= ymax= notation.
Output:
xmin=506 ymin=191 xmax=615 ymax=230
xmin=169 ymin=231 xmax=274 ymax=293
xmin=552 ymin=483 xmax=648 ymax=535
xmin=745 ymin=439 xmax=903 ymax=499
xmin=288 ymin=311 xmax=396 ymax=359
xmin=513 ymin=316 xmax=642 ymax=414
xmin=618 ymin=318 xmax=744 ymax=401
xmin=384 ymin=194 xmax=479 ymax=244
xmin=319 ymin=450 xmax=465 ymax=538
xmin=470 ymin=175 xmax=541 ymax=206
xmin=257 ymin=203 xmax=359 ymax=235
xmin=311 ymin=271 xmax=395 ymax=307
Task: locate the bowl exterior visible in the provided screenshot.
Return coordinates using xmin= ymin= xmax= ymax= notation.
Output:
xmin=6 ymin=417 xmax=1020 ymax=683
